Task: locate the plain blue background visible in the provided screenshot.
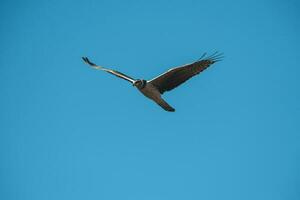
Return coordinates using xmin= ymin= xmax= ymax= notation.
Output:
xmin=1 ymin=0 xmax=300 ymax=199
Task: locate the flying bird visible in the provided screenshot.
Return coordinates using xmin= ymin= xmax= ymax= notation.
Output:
xmin=82 ymin=52 xmax=223 ymax=112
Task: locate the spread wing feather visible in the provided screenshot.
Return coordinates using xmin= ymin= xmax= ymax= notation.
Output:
xmin=148 ymin=52 xmax=223 ymax=94
xmin=82 ymin=57 xmax=136 ymax=83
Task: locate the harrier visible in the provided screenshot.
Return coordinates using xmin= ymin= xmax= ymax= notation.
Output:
xmin=82 ymin=52 xmax=223 ymax=112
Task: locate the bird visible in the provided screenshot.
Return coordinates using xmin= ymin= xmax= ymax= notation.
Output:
xmin=82 ymin=52 xmax=223 ymax=112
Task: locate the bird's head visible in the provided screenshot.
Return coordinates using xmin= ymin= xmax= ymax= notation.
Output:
xmin=133 ymin=79 xmax=146 ymax=89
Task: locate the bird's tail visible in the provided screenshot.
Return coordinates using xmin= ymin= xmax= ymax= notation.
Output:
xmin=154 ymin=97 xmax=175 ymax=112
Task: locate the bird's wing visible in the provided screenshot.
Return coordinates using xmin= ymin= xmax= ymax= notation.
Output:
xmin=82 ymin=57 xmax=136 ymax=84
xmin=148 ymin=52 xmax=223 ymax=94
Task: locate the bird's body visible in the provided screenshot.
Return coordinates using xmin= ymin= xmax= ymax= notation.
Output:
xmin=82 ymin=52 xmax=223 ymax=112
xmin=136 ymin=80 xmax=175 ymax=112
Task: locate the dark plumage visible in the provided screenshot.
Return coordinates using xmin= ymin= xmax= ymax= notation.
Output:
xmin=82 ymin=52 xmax=223 ymax=112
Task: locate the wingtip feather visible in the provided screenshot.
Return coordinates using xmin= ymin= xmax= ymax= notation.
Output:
xmin=82 ymin=56 xmax=97 ymax=66
xmin=200 ymin=52 xmax=224 ymax=63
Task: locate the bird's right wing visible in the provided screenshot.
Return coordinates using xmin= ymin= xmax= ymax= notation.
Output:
xmin=148 ymin=52 xmax=223 ymax=94
xmin=82 ymin=57 xmax=136 ymax=84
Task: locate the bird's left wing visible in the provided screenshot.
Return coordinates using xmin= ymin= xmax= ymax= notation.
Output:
xmin=148 ymin=52 xmax=223 ymax=94
xmin=82 ymin=57 xmax=136 ymax=84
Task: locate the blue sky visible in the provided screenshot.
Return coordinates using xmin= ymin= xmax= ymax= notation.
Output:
xmin=1 ymin=0 xmax=300 ymax=199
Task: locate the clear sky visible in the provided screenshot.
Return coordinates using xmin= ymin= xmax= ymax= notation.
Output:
xmin=1 ymin=0 xmax=300 ymax=199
